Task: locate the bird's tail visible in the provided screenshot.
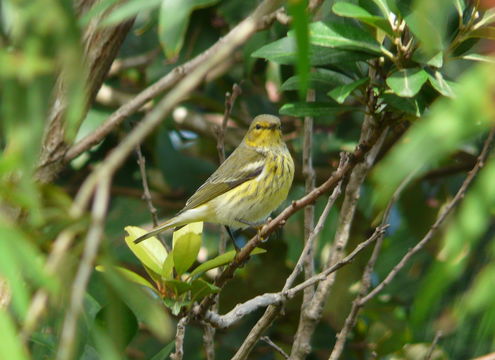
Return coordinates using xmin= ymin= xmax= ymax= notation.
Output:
xmin=133 ymin=217 xmax=182 ymax=244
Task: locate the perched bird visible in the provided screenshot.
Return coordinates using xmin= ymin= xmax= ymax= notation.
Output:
xmin=134 ymin=114 xmax=295 ymax=244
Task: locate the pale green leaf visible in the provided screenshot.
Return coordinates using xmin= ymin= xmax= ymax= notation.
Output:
xmin=101 ymin=0 xmax=162 ymax=26
xmin=0 ymin=310 xmax=29 ymax=360
xmin=172 ymin=222 xmax=203 ymax=275
xmin=328 ymin=77 xmax=369 ymax=104
xmin=460 ymin=53 xmax=495 ymax=64
xmin=386 ymin=68 xmax=428 ymax=97
xmin=189 ymin=247 xmax=266 ymax=279
xmin=475 ymin=7 xmax=495 ymax=29
xmin=124 ymin=226 xmax=168 ymax=276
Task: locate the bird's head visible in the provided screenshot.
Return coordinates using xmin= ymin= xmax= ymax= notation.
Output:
xmin=243 ymin=114 xmax=284 ymax=149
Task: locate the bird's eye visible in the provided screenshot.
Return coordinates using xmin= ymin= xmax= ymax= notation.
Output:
xmin=255 ymin=124 xmax=261 ymax=130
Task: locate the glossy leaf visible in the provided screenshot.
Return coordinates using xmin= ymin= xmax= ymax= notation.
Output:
xmin=159 ymin=0 xmax=220 ymax=59
xmin=427 ymin=71 xmax=455 ymax=98
xmin=280 ymin=68 xmax=352 ymax=92
xmin=332 ymin=2 xmax=393 ymax=36
xmin=279 ymin=102 xmax=358 ymax=117
xmin=328 ymin=77 xmax=369 ymax=104
xmin=124 ymin=226 xmax=168 ymax=276
xmin=189 ymin=247 xmax=266 ymax=279
xmin=252 ymin=37 xmax=373 ymax=66
xmin=172 ymin=222 xmax=203 ymax=275
xmin=161 ymin=253 xmax=175 ymax=280
xmin=386 ymin=68 xmax=428 ymax=97
xmin=461 ymin=53 xmax=495 ymax=64
xmin=309 ymin=21 xmax=382 ymax=55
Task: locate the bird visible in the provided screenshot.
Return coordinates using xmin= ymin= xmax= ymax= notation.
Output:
xmin=134 ymin=114 xmax=294 ymax=245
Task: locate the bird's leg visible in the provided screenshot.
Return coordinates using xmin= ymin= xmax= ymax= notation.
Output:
xmin=235 ymin=218 xmax=268 ymax=242
xmin=225 ymin=226 xmax=241 ymax=252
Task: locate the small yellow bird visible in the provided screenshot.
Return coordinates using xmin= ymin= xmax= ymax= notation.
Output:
xmin=134 ymin=114 xmax=294 ymax=244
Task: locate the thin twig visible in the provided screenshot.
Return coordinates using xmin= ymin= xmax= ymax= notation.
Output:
xmin=261 ymin=336 xmax=289 ymax=359
xmin=56 ymin=179 xmax=111 ymax=360
xmin=424 ymin=331 xmax=443 ymax=360
xmin=170 ymin=316 xmax=190 ymax=360
xmin=217 ymin=83 xmax=242 ymax=163
xmin=360 ymin=127 xmax=495 ymax=305
xmin=136 ymin=145 xmax=171 ymax=253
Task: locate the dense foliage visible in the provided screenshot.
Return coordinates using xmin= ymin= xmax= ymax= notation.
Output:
xmin=1 ymin=0 xmax=495 ymax=359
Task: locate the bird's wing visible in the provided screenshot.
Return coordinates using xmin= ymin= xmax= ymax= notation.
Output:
xmin=180 ymin=145 xmax=265 ymax=212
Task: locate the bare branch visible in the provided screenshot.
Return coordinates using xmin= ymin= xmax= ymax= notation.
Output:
xmin=136 ymin=145 xmax=171 ymax=253
xmin=170 ymin=316 xmax=190 ymax=360
xmin=217 ymin=83 xmax=242 ymax=163
xmin=261 ymin=336 xmax=289 ymax=359
xmin=56 ymin=178 xmax=111 ymax=360
xmin=424 ymin=331 xmax=443 ymax=360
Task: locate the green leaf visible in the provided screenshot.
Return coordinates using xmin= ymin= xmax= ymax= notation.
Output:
xmin=371 ymin=0 xmax=394 ymax=23
xmin=332 ymin=2 xmax=394 ymax=36
xmin=190 ymin=279 xmax=220 ymax=302
xmin=380 ymin=93 xmax=424 ymax=117
xmin=309 ymin=21 xmax=382 ymax=55
xmin=460 ymin=53 xmax=495 ymax=64
xmin=279 ymin=102 xmax=358 ymax=117
xmin=159 ymin=0 xmax=220 ymax=59
xmin=281 ymin=68 xmax=352 ymax=92
xmin=328 ymin=77 xmax=369 ymax=104
xmin=124 ymin=226 xmax=168 ymax=276
xmin=287 ymin=0 xmax=310 ymax=99
xmin=475 ymin=7 xmax=495 ymax=29
xmin=164 ymin=280 xmax=192 ymax=295
xmin=172 ymin=222 xmax=203 ymax=275
xmin=427 ymin=71 xmax=455 ymax=98
xmin=252 ymin=37 xmax=373 ymax=66
xmin=163 ymin=298 xmax=191 ymax=315
xmin=468 ymin=26 xmax=495 ymax=40
xmin=95 ymin=265 xmax=157 ymax=292
xmin=161 ymin=253 xmax=175 ymax=280
xmin=150 ymin=341 xmax=175 ymax=360
xmin=189 ymin=247 xmax=266 ymax=279
xmin=101 ymin=0 xmax=162 ymax=26
xmin=0 ymin=310 xmax=29 ymax=360
xmin=386 ymin=68 xmax=428 ymax=97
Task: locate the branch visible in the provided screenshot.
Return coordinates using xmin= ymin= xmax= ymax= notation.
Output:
xmin=36 ymin=0 xmax=134 ymax=183
xmin=170 ymin=316 xmax=190 ymax=360
xmin=217 ymin=83 xmax=242 ymax=163
xmin=201 ymin=226 xmax=386 ymax=330
xmin=136 ymin=145 xmax=171 ymax=253
xmin=261 ymin=337 xmax=289 ymax=359
xmin=359 ymin=126 xmax=495 ymax=306
xmin=56 ymin=178 xmax=111 ymax=360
